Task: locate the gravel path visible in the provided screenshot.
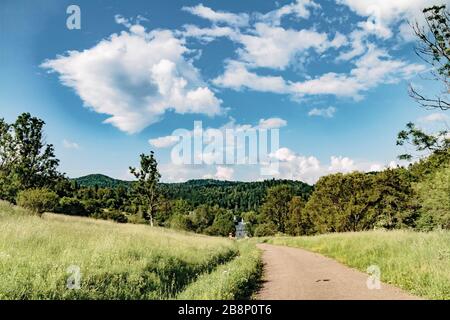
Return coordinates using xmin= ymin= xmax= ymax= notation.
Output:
xmin=257 ymin=243 xmax=421 ymax=300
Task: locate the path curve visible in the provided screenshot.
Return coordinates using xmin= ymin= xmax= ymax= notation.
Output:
xmin=257 ymin=243 xmax=420 ymax=300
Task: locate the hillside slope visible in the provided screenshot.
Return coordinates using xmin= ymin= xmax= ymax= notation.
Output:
xmin=0 ymin=201 xmax=260 ymax=299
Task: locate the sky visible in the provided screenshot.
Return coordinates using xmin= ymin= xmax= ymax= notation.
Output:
xmin=0 ymin=0 xmax=449 ymax=183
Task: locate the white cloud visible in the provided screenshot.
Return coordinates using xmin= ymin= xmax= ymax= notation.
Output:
xmin=258 ymin=117 xmax=287 ymax=129
xmin=42 ymin=24 xmax=222 ymax=134
xmin=308 ymin=106 xmax=336 ymax=118
xmin=216 ymin=46 xmax=425 ymax=100
xmin=336 ymin=0 xmax=435 ymax=29
xmin=182 ymin=4 xmax=249 ymax=27
xmin=213 ymin=60 xmax=288 ymax=93
xmin=236 ymin=23 xmax=333 ymax=70
xmin=62 ymin=139 xmax=80 ymax=150
xmin=149 ymin=135 xmax=180 ymax=148
xmin=214 ymin=166 xmax=234 ymax=180
xmin=259 ymin=0 xmax=321 ymax=26
xmin=268 ymin=147 xmax=395 ymax=184
xmin=328 ymin=156 xmax=356 ymax=173
xmin=418 ymin=113 xmax=449 ymax=123
xmin=180 ymin=25 xmax=237 ymax=42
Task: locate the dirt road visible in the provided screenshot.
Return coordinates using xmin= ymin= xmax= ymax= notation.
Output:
xmin=257 ymin=243 xmax=420 ymax=300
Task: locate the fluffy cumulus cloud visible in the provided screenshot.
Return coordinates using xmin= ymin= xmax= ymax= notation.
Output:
xmin=269 ymin=147 xmax=394 ymax=184
xmin=41 ymin=24 xmax=222 ymax=134
xmin=236 ymin=23 xmax=334 ymax=70
xmin=337 ymin=0 xmax=435 ymax=29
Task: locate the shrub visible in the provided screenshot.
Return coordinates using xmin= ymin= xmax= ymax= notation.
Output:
xmin=57 ymin=197 xmax=88 ymax=216
xmin=169 ymin=214 xmax=192 ymax=231
xmin=81 ymin=199 xmax=102 ymax=214
xmin=93 ymin=210 xmax=128 ymax=223
xmin=16 ymin=188 xmax=59 ymax=215
xmin=254 ymin=222 xmax=277 ymax=237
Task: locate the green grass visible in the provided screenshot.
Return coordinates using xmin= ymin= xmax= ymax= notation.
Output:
xmin=0 ymin=201 xmax=241 ymax=299
xmin=264 ymin=230 xmax=450 ymax=300
xmin=177 ymin=242 xmax=262 ymax=300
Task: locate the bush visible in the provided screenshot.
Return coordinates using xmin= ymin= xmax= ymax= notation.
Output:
xmin=57 ymin=197 xmax=88 ymax=216
xmin=16 ymin=188 xmax=59 ymax=215
xmin=93 ymin=210 xmax=128 ymax=223
xmin=81 ymin=199 xmax=102 ymax=215
xmin=254 ymin=222 xmax=277 ymax=237
xmin=169 ymin=214 xmax=192 ymax=231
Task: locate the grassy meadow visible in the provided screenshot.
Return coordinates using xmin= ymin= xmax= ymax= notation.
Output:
xmin=0 ymin=201 xmax=260 ymax=299
xmin=264 ymin=230 xmax=450 ymax=299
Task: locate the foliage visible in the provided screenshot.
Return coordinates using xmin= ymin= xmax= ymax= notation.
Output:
xmin=254 ymin=222 xmax=277 ymax=237
xmin=415 ymin=165 xmax=450 ymax=230
xmin=0 ymin=114 xmax=61 ymax=202
xmin=410 ymin=5 xmax=449 ymax=110
xmin=16 ymin=188 xmax=59 ymax=215
xmin=73 ymin=174 xmax=131 ymax=189
xmin=92 ymin=209 xmax=128 ymax=223
xmin=57 ymin=197 xmax=88 ymax=216
xmin=305 ymin=170 xmax=416 ymax=233
xmin=265 ymin=230 xmax=450 ymax=299
xmin=260 ymin=185 xmax=296 ymax=233
xmin=206 ymin=209 xmax=235 ymax=236
xmin=129 ymin=151 xmax=161 ymax=226
xmin=397 ymin=122 xmax=449 ymax=161
xmin=286 ymin=196 xmax=312 ymax=236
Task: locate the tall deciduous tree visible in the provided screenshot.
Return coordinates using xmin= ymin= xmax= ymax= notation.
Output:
xmin=0 ymin=113 xmax=61 ymax=201
xmin=260 ymin=185 xmax=295 ymax=233
xmin=129 ymin=151 xmax=161 ymax=226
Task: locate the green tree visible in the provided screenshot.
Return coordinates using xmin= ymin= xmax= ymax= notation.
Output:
xmin=286 ymin=196 xmax=311 ymax=236
xmin=415 ymin=165 xmax=450 ymax=230
xmin=129 ymin=151 xmax=161 ymax=226
xmin=0 ymin=114 xmax=61 ymax=201
xmin=260 ymin=185 xmax=295 ymax=233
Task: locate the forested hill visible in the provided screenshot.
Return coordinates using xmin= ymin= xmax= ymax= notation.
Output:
xmin=73 ymin=175 xmax=313 ymax=212
xmin=73 ymin=174 xmax=131 ymax=189
xmin=159 ymin=179 xmax=313 ymax=211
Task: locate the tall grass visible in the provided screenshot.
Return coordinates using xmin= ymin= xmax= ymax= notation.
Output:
xmin=0 ymin=201 xmax=237 ymax=299
xmin=177 ymin=242 xmax=262 ymax=300
xmin=265 ymin=230 xmax=450 ymax=299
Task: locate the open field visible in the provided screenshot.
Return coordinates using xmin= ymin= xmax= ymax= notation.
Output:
xmin=264 ymin=230 xmax=450 ymax=299
xmin=0 ymin=201 xmax=260 ymax=299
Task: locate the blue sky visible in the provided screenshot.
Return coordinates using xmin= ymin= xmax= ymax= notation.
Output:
xmin=1 ymin=0 xmax=448 ymax=183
